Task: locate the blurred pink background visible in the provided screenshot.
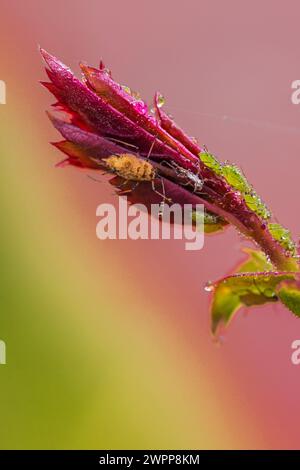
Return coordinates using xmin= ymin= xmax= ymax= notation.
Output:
xmin=1 ymin=0 xmax=300 ymax=449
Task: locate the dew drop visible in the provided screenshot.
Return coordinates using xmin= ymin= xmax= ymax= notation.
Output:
xmin=212 ymin=328 xmax=226 ymax=346
xmin=132 ymin=100 xmax=148 ymax=115
xmin=156 ymin=93 xmax=165 ymax=108
xmin=132 ymin=91 xmax=141 ymax=100
xmin=264 ymin=288 xmax=275 ymax=298
xmin=121 ymin=85 xmax=132 ymax=95
xmin=148 ymin=115 xmax=158 ymax=126
xmin=265 ymin=254 xmax=272 ymax=264
xmin=204 ymin=281 xmax=214 ymax=292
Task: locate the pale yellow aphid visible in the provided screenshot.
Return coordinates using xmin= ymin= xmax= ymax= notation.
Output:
xmin=103 ymin=153 xmax=155 ymax=182
xmin=103 ymin=146 xmax=171 ymax=213
xmin=101 ymin=138 xmax=171 ymax=215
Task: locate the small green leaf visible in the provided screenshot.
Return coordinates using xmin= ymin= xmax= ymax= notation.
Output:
xmin=237 ymin=248 xmax=273 ymax=273
xmin=277 ymin=281 xmax=300 ymax=317
xmin=211 ymin=286 xmax=241 ymax=333
xmin=210 ymin=248 xmax=296 ymax=333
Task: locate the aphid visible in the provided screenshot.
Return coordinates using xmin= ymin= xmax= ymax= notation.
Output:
xmin=103 ymin=153 xmax=155 ymax=182
xmin=159 ymin=159 xmax=204 ymax=193
xmin=183 ymin=169 xmax=204 ymax=192
xmin=102 ymin=138 xmax=170 ymax=213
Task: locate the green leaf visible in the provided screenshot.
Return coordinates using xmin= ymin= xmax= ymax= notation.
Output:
xmin=236 ymin=248 xmax=273 ymax=273
xmin=211 ymin=285 xmax=241 ymax=333
xmin=210 ymin=249 xmax=296 ymax=333
xmin=277 ymin=281 xmax=300 ymax=317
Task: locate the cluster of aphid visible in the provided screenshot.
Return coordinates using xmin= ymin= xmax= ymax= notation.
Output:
xmin=199 ymin=151 xmax=297 ymax=256
xmin=100 ymin=139 xmax=297 ymax=256
xmin=101 ymin=138 xmax=204 ymax=205
xmin=199 ymin=151 xmax=271 ymax=220
xmin=268 ymin=223 xmax=297 ymax=256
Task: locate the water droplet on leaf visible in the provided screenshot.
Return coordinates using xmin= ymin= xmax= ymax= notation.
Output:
xmin=264 ymin=288 xmax=275 ymax=298
xmin=121 ymin=85 xmax=132 ymax=95
xmin=132 ymin=100 xmax=148 ymax=114
xmin=204 ymin=281 xmax=214 ymax=292
xmin=156 ymin=93 xmax=165 ymax=108
xmin=190 ymin=136 xmax=199 ymax=145
xmin=148 ymin=115 xmax=158 ymax=126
